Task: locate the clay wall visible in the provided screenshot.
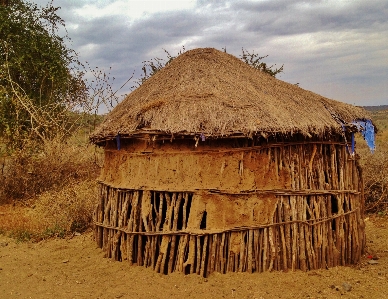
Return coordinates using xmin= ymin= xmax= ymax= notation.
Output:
xmin=94 ymin=138 xmax=365 ymax=275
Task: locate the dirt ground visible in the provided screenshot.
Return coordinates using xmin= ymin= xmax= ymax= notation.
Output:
xmin=0 ymin=216 xmax=387 ymax=299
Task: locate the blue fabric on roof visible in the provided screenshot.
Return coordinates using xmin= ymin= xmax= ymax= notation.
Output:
xmin=353 ymin=120 xmax=375 ymax=153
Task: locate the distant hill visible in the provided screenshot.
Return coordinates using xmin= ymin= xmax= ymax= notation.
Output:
xmin=363 ymin=105 xmax=388 ymax=112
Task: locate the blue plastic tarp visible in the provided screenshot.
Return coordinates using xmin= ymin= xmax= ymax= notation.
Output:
xmin=352 ymin=119 xmax=375 ymax=153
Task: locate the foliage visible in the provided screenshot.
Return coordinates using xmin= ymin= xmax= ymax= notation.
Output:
xmin=239 ymin=48 xmax=284 ymax=77
xmin=9 ymin=228 xmax=32 ymax=242
xmin=0 ymin=1 xmax=128 ymax=241
xmin=0 ymin=0 xmax=88 ymax=149
xmin=137 ymin=47 xmax=284 ymax=86
xmin=41 ymin=224 xmax=66 ymax=239
xmin=135 ymin=47 xmax=186 ymax=86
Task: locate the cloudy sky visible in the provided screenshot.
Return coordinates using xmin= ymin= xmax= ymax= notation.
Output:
xmin=34 ymin=0 xmax=387 ymax=107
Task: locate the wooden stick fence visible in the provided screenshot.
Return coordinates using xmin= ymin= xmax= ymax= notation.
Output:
xmin=94 ymin=142 xmax=365 ymax=276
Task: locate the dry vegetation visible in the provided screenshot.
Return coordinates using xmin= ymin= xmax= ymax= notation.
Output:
xmin=360 ymin=109 xmax=388 ymax=214
xmin=0 ymin=109 xmax=387 ymax=243
xmin=0 ymin=120 xmax=103 ymax=241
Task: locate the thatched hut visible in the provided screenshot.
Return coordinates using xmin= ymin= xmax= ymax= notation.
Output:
xmin=90 ymin=48 xmax=375 ymax=276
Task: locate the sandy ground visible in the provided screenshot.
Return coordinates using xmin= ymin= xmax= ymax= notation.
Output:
xmin=0 ymin=216 xmax=387 ymax=299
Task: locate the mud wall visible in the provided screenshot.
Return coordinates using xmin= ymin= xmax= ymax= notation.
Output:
xmin=99 ymin=138 xmax=324 ymax=192
xmin=95 ymin=138 xmax=365 ymax=275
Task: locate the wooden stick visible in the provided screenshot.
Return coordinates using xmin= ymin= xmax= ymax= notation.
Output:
xmin=155 ymin=236 xmax=169 ymax=273
xmin=200 ymin=235 xmax=208 ymax=277
xmin=168 ymin=193 xmax=180 ymax=274
xmin=182 ymin=193 xmax=188 ymax=229
xmin=248 ymin=230 xmax=253 ymax=273
xmin=239 ymin=231 xmax=245 ymax=272
xmin=127 ymin=191 xmax=138 ymax=266
xmin=226 ymin=233 xmax=232 ymax=272
xmin=196 ymin=236 xmax=201 ymax=275
xmin=278 ymin=198 xmax=288 ymax=272
xmin=217 ymin=234 xmax=222 ymax=272
xmin=284 ymin=197 xmax=291 ymax=270
xmin=156 ymin=192 xmax=164 ymax=231
xmin=210 ymin=234 xmax=217 ymax=273
xmin=258 ymin=228 xmax=263 ymax=272
xmin=253 ymin=229 xmax=259 ymax=272
xmin=268 ymin=227 xmax=275 ymax=272
xmin=183 ymin=236 xmax=196 ymax=274
xmin=178 ymin=235 xmax=189 ymax=272
xmin=263 ymin=228 xmax=268 ymax=272
xmin=290 ymin=196 xmax=297 ymax=271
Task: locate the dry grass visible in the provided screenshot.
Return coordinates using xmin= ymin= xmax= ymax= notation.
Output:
xmin=0 ymin=204 xmax=40 ymax=242
xmin=32 ymin=179 xmax=98 ymax=235
xmin=0 ymin=179 xmax=98 ymax=241
xmin=363 ymin=147 xmax=388 ymax=213
xmin=0 ymin=138 xmax=103 ymax=241
xmin=360 ymin=109 xmax=388 ymax=213
xmin=363 ymin=146 xmax=388 ymax=213
xmin=0 ymin=140 xmax=101 ymax=202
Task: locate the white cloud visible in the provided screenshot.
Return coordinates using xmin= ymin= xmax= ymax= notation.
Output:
xmin=78 ymin=43 xmax=101 ymax=56
xmin=73 ymin=0 xmax=196 ymax=21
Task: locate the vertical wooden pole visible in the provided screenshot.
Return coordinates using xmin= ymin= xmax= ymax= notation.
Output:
xmin=196 ymin=236 xmax=202 ymax=275
xmin=278 ymin=197 xmax=288 ymax=272
xmin=248 ymin=230 xmax=253 ymax=273
xmin=200 ymin=235 xmax=208 ymax=277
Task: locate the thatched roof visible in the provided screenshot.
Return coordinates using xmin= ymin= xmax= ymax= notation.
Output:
xmin=90 ymin=48 xmax=371 ymax=144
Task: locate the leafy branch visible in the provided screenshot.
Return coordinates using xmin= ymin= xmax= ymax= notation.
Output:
xmin=135 ymin=47 xmax=186 ymax=86
xmin=239 ymin=48 xmax=284 ymax=77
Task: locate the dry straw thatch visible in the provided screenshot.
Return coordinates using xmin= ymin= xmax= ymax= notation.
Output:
xmin=90 ymin=48 xmax=370 ymax=144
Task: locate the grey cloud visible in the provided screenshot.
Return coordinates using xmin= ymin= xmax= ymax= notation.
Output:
xmin=63 ymin=9 xmax=215 ymax=92
xmin=236 ymin=0 xmax=388 ymax=36
xmin=235 ymin=0 xmax=298 ymax=12
xmin=28 ymin=0 xmax=388 ymax=106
